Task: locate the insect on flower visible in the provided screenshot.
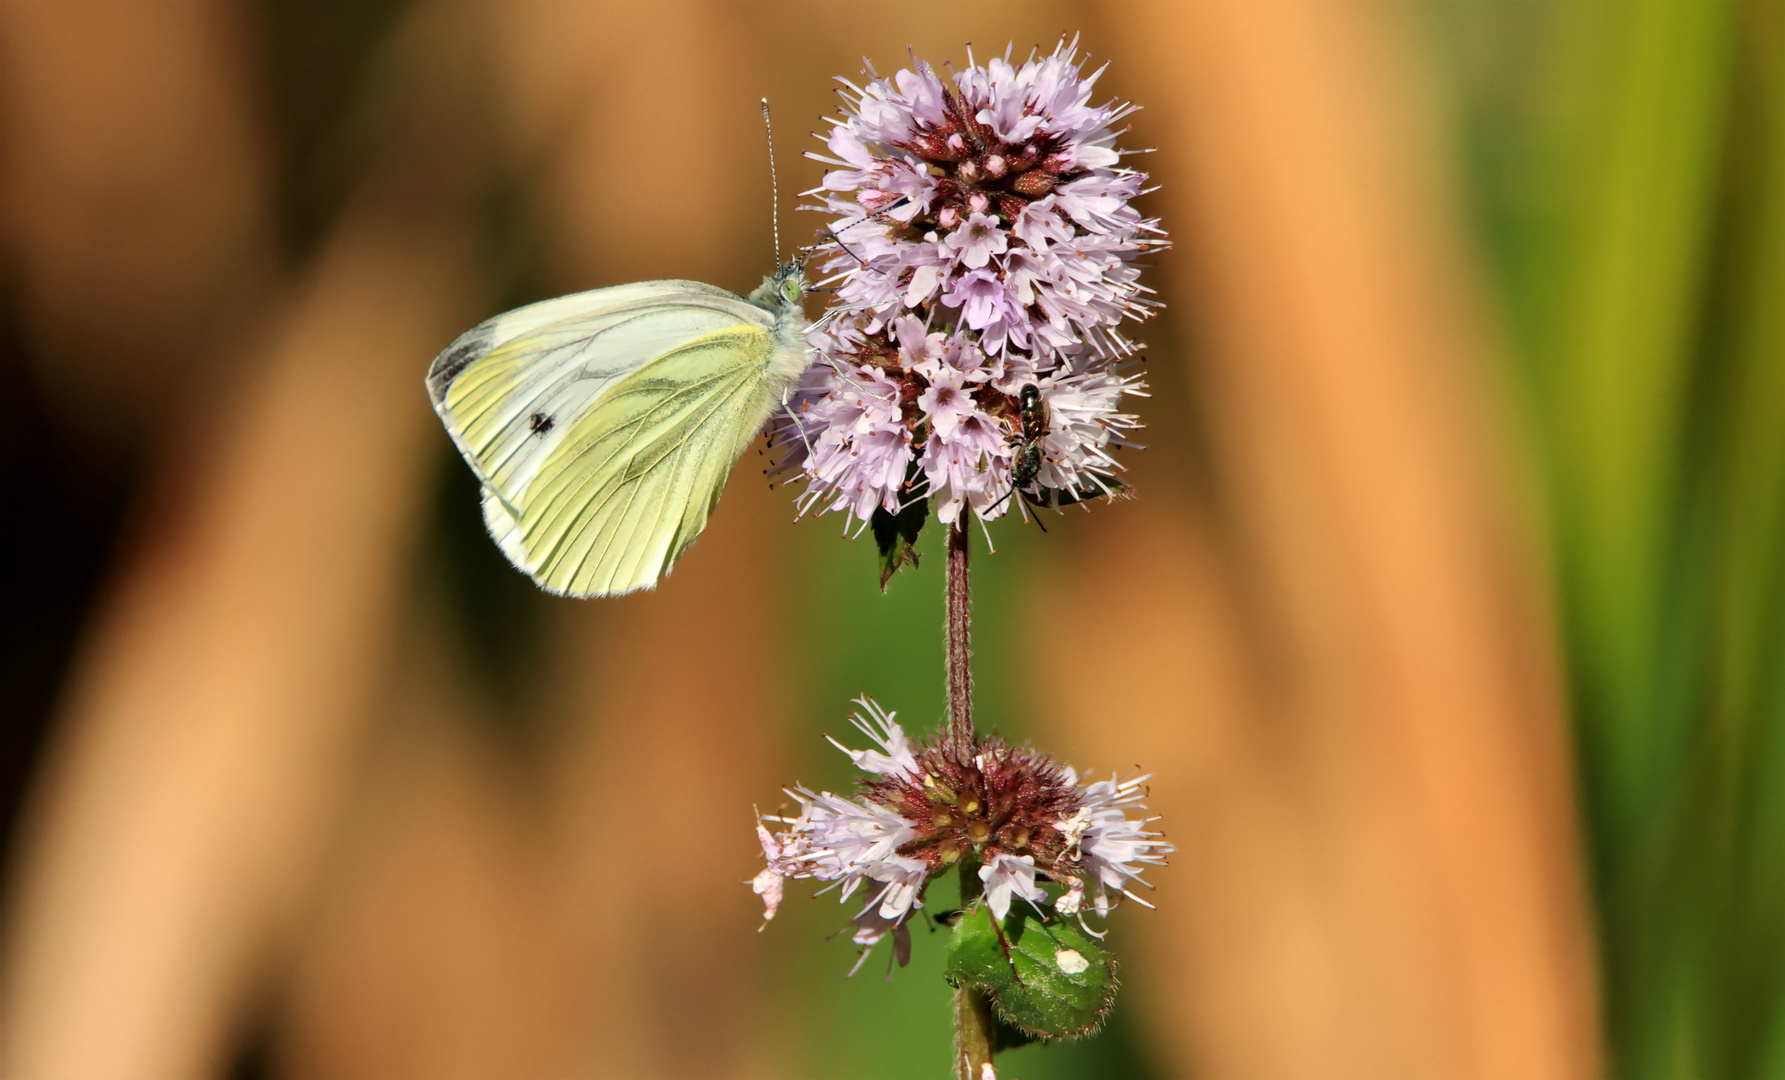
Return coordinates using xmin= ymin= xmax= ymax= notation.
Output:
xmin=982 ymin=382 xmax=1060 ymax=525
xmin=1011 ymin=383 xmax=1049 ymax=492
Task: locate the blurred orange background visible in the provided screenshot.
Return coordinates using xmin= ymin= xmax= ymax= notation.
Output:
xmin=4 ymin=1 xmax=1781 ymax=1078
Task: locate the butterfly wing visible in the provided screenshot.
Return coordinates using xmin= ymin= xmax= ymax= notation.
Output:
xmin=427 ymin=280 xmax=783 ymax=596
xmin=486 ymin=326 xmax=782 ymax=595
xmin=428 ymin=280 xmax=769 ymax=506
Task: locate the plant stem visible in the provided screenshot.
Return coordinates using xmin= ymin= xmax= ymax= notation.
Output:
xmin=944 ymin=519 xmax=973 ymax=754
xmin=945 ymin=520 xmax=993 ymax=1078
xmin=954 ymin=983 xmax=997 ymax=1080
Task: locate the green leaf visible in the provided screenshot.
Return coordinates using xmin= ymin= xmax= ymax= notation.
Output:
xmin=871 ymin=464 xmax=929 ymax=591
xmin=943 ymin=902 xmax=1118 ymax=1040
xmin=991 ymin=1013 xmax=1039 ymax=1053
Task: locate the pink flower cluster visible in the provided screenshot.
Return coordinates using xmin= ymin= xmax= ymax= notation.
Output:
xmin=773 ymin=40 xmax=1163 ymax=529
xmin=752 ymin=698 xmax=1172 ymax=975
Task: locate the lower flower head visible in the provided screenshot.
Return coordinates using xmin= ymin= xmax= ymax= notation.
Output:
xmin=752 ymin=696 xmax=1172 ymax=972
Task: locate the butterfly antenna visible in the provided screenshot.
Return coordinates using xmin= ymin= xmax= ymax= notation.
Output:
xmin=761 ymin=97 xmax=781 ymax=266
xmin=823 ymin=227 xmax=868 ymax=266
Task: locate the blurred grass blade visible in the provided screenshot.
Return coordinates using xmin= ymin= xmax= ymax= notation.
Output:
xmin=1520 ymin=0 xmax=1785 ymax=1075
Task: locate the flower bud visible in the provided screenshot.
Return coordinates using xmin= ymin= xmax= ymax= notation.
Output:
xmin=967 ymin=192 xmax=990 ymax=214
xmin=911 ymin=131 xmax=965 ymax=162
xmin=983 ymin=154 xmax=1008 ymax=178
xmin=958 ymin=158 xmax=981 ymax=182
xmin=1013 ymin=170 xmax=1056 ymax=198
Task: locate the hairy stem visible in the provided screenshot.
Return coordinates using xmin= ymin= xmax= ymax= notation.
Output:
xmin=944 ymin=520 xmax=974 ymax=754
xmin=954 ymin=983 xmax=997 ymax=1080
xmin=946 ymin=521 xmax=992 ymax=1078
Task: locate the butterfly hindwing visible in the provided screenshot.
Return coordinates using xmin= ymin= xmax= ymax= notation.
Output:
xmin=509 ymin=325 xmax=778 ymax=595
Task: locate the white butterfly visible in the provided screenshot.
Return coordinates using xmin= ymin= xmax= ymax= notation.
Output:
xmin=425 ymin=263 xmax=810 ymax=597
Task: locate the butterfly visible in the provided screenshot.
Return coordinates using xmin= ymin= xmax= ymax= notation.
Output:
xmin=425 ymin=263 xmax=810 ymax=597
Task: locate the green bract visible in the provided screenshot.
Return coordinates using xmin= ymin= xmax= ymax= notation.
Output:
xmin=943 ymin=901 xmax=1118 ymax=1040
xmin=870 ymin=482 xmax=927 ymax=591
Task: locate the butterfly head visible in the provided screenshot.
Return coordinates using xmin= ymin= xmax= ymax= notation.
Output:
xmin=748 ymin=259 xmax=807 ymax=313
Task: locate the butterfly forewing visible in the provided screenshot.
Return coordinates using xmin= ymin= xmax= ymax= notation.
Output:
xmin=427 ymin=280 xmax=773 ymax=510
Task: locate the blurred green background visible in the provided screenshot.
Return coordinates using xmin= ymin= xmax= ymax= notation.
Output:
xmin=1436 ymin=1 xmax=1785 ymax=1076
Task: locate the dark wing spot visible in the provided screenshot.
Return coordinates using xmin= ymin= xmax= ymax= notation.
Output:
xmin=529 ymin=412 xmax=555 ymax=435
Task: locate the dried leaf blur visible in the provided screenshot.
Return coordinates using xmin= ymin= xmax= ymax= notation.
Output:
xmin=1 ymin=0 xmax=1778 ymax=1078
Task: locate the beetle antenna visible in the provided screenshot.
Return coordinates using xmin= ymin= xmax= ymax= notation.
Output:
xmin=762 ymin=97 xmax=781 ymax=266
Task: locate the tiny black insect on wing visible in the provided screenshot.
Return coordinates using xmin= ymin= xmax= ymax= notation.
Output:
xmin=529 ymin=412 xmax=555 ymax=435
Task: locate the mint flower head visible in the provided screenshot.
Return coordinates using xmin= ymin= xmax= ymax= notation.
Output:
xmin=772 ymin=40 xmax=1164 ymax=549
xmin=747 ymin=51 xmax=1173 ymax=1068
xmin=752 ymin=697 xmax=1172 ymax=977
